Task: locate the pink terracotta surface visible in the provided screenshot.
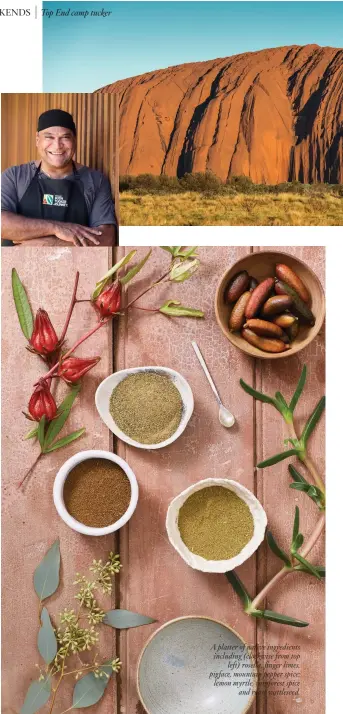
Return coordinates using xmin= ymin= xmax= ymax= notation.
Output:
xmin=2 ymin=246 xmax=325 ymax=714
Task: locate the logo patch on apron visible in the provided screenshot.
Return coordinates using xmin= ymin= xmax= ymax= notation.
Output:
xmin=42 ymin=194 xmax=68 ymax=208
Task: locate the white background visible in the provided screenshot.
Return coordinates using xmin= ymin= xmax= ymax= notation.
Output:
xmin=0 ymin=2 xmax=341 ymax=712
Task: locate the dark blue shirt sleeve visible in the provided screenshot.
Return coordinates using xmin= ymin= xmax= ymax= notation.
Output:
xmin=1 ymin=167 xmax=19 ymax=213
xmin=89 ymin=173 xmax=116 ymax=227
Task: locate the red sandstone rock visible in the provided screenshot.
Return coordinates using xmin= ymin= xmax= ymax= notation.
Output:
xmin=97 ymin=45 xmax=343 ymax=184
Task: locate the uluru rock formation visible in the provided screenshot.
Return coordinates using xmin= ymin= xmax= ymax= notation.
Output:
xmin=98 ymin=45 xmax=343 ymax=184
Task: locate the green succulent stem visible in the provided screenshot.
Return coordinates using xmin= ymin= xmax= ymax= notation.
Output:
xmin=287 ymin=421 xmax=325 ymax=496
xmin=250 ymin=512 xmax=325 ymax=611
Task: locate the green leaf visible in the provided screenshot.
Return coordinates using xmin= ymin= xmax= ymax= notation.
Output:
xmin=289 ymin=464 xmax=307 ymax=483
xmin=301 ymin=396 xmax=325 ymax=446
xmin=37 ymin=416 xmax=46 ymax=450
xmin=275 ymin=392 xmax=289 ymax=411
xmin=292 ymin=506 xmax=300 ymax=543
xmin=289 ymin=482 xmax=325 ymax=509
xmin=120 ymin=249 xmax=152 ymax=286
xmin=169 ymin=258 xmax=200 ymax=282
xmin=289 ymin=365 xmax=307 ymax=414
xmin=293 ymin=533 xmax=304 ymax=550
xmin=159 ymin=300 xmax=204 ymax=318
xmin=12 ymin=268 xmax=34 ymax=340
xmin=176 ymin=246 xmax=198 ymax=259
xmin=257 ymin=449 xmax=299 ymax=469
xmin=38 ymin=608 xmax=57 ymax=664
xmin=266 ymin=531 xmax=291 ymax=567
xmin=160 ymin=246 xmax=175 ymax=255
xmin=295 ymin=564 xmax=325 ymax=578
xmin=24 ymin=427 xmax=38 ymax=440
xmin=104 ymin=609 xmax=156 ymax=629
xmin=44 ymin=386 xmax=81 ymax=449
xmin=92 ymin=250 xmax=137 ymax=299
xmin=33 ymin=539 xmax=60 ymax=601
xmin=72 ymin=662 xmax=113 ymax=708
xmin=293 ymin=553 xmax=322 ymax=581
xmin=20 ymin=676 xmax=51 ymax=714
xmin=43 ymin=428 xmax=85 ymax=453
xmin=56 ymin=383 xmax=81 ymax=415
xmin=258 ymin=609 xmax=308 ymax=628
xmin=240 ymin=379 xmax=277 ymax=408
xmin=225 ymin=571 xmax=251 ymax=611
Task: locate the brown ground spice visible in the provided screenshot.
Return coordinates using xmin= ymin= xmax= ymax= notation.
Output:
xmin=178 ymin=486 xmax=254 ymax=560
xmin=109 ymin=372 xmax=183 ymax=444
xmin=63 ymin=458 xmax=131 ymax=528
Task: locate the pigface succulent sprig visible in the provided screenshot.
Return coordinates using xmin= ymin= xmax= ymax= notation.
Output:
xmin=13 ymin=249 xmax=205 ymax=489
xmin=20 ymin=541 xmax=155 ymax=714
xmin=226 ymin=365 xmax=325 ymax=628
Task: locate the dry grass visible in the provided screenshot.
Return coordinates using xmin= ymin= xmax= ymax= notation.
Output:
xmin=120 ymin=191 xmax=343 ymax=226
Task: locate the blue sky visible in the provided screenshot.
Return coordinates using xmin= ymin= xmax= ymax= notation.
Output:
xmin=43 ymin=1 xmax=343 ymax=91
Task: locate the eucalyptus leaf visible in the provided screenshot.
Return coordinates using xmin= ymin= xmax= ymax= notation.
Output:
xmin=72 ymin=662 xmax=112 ymax=709
xmin=120 ymin=249 xmax=152 ymax=286
xmin=37 ymin=416 xmax=46 ymax=450
xmin=301 ymin=396 xmax=325 ymax=446
xmin=266 ymin=531 xmax=291 ymax=567
xmin=293 ymin=552 xmax=322 ymax=580
xmin=289 ymin=365 xmax=307 ymax=414
xmin=38 ymin=608 xmax=57 ymax=664
xmin=259 ymin=609 xmax=308 ymax=628
xmin=24 ymin=427 xmax=38 ymax=440
xmin=225 ymin=571 xmax=251 ymax=611
xmin=257 ymin=449 xmax=299 ymax=469
xmin=20 ymin=676 xmax=51 ymax=714
xmin=159 ymin=300 xmax=204 ymax=318
xmin=92 ymin=250 xmax=136 ymax=299
xmin=43 ymin=428 xmax=85 ymax=453
xmin=33 ymin=539 xmax=60 ymax=601
xmin=104 ymin=609 xmax=156 ymax=629
xmin=12 ymin=268 xmax=34 ymax=340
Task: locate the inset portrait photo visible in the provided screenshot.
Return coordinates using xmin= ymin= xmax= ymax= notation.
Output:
xmin=1 ymin=93 xmax=119 ymax=246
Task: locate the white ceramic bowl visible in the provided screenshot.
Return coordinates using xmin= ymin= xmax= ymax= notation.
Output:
xmin=95 ymin=366 xmax=194 ymax=450
xmin=53 ymin=449 xmax=139 ymax=536
xmin=166 ymin=478 xmax=267 ymax=573
xmin=137 ymin=616 xmax=257 ymax=714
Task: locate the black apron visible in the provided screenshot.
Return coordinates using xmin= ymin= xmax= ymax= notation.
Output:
xmin=17 ymin=161 xmax=89 ymax=226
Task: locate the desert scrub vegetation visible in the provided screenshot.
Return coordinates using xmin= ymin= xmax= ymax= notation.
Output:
xmin=119 ymin=172 xmax=343 ymax=225
xmin=120 ymin=191 xmax=343 ymax=226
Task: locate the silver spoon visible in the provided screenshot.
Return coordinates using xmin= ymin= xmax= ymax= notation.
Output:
xmin=191 ymin=341 xmax=235 ymax=428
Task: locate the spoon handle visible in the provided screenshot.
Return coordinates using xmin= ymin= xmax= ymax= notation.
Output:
xmin=191 ymin=341 xmax=222 ymax=404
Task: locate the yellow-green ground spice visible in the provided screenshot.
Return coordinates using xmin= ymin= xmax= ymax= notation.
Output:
xmin=64 ymin=458 xmax=131 ymax=528
xmin=178 ymin=486 xmax=254 ymax=560
xmin=109 ymin=372 xmax=183 ymax=444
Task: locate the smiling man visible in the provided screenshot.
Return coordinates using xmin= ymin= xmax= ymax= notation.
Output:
xmin=1 ymin=109 xmax=116 ymax=246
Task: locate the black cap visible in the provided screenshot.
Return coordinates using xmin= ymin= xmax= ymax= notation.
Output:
xmin=37 ymin=109 xmax=76 ymax=135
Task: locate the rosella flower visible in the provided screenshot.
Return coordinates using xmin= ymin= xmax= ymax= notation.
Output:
xmin=28 ymin=384 xmax=57 ymax=422
xmin=58 ymin=356 xmax=101 ymax=384
xmin=94 ymin=281 xmax=121 ymax=318
xmin=29 ymin=309 xmax=59 ymax=355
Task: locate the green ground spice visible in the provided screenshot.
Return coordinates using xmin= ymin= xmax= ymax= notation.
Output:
xmin=109 ymin=372 xmax=183 ymax=444
xmin=178 ymin=486 xmax=254 ymax=560
xmin=63 ymin=458 xmax=131 ymax=528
